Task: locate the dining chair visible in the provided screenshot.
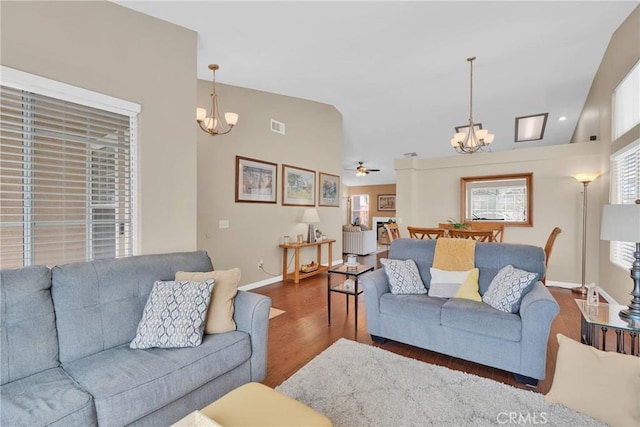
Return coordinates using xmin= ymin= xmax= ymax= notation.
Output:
xmin=407 ymin=226 xmax=445 ymax=240
xmin=468 ymin=222 xmax=505 ymax=242
xmin=448 ymin=229 xmax=495 ymax=242
xmin=542 ymin=227 xmax=562 ymax=285
xmin=384 ymin=223 xmax=401 ymax=243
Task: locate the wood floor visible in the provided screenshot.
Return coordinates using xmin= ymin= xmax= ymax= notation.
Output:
xmin=252 ymin=249 xmax=612 ymax=395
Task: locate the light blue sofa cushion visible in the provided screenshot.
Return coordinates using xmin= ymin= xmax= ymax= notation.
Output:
xmin=0 ymin=367 xmax=95 ymax=427
xmin=51 ymin=251 xmax=214 ymax=364
xmin=441 ymin=298 xmax=522 ymax=342
xmin=62 ymin=331 xmax=251 ymax=426
xmin=380 ymin=293 xmax=445 ymax=325
xmin=0 ymin=265 xmax=59 ymax=384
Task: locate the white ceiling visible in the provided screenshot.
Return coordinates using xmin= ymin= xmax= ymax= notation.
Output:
xmin=116 ymin=1 xmax=638 ymax=186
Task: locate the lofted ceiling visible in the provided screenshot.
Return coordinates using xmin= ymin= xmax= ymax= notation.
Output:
xmin=116 ymin=1 xmax=638 ymax=186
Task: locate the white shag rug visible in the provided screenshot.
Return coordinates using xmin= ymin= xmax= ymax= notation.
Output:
xmin=275 ymin=338 xmax=604 ymax=427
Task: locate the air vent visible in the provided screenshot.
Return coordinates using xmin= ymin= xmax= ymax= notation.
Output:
xmin=271 ymin=119 xmax=285 ymax=135
xmin=403 ymin=152 xmax=418 ymax=157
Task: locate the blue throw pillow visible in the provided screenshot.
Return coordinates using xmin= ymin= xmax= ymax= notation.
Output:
xmin=482 ymin=265 xmax=537 ymax=313
xmin=380 ymin=258 xmax=427 ymax=295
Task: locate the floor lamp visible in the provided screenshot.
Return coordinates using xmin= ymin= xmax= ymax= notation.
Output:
xmin=600 ymin=201 xmax=640 ymax=323
xmin=572 ymin=173 xmax=600 ymax=295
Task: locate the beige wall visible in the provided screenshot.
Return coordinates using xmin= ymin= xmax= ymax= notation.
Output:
xmin=395 ymin=142 xmax=609 ymax=286
xmin=196 ymin=82 xmax=343 ymax=286
xmin=572 ymin=5 xmax=640 ymax=304
xmin=1 ymin=1 xmax=198 ymax=255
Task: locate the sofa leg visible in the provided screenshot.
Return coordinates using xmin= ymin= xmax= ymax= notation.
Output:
xmin=514 ymin=373 xmax=538 ymax=388
xmin=370 ymin=335 xmax=388 ymax=344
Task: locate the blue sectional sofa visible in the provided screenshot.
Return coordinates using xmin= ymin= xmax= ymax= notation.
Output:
xmin=360 ymin=239 xmax=559 ymax=385
xmin=0 ymin=251 xmax=271 ymax=426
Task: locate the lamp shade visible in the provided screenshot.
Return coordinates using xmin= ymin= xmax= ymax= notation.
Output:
xmin=301 ymin=208 xmax=320 ymax=224
xmin=600 ymin=204 xmax=640 ymax=242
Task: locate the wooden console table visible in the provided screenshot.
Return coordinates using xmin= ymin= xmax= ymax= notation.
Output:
xmin=279 ymin=239 xmax=335 ymax=284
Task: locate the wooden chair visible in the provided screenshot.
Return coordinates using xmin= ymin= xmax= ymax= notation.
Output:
xmin=542 ymin=227 xmax=562 ymax=285
xmin=407 ymin=226 xmax=445 ymax=240
xmin=448 ymin=229 xmax=495 ymax=242
xmin=384 ymin=223 xmax=401 ymax=243
xmin=468 ymin=222 xmax=505 ymax=242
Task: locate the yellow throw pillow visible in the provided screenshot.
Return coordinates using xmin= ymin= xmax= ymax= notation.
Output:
xmin=175 ymin=268 xmax=241 ymax=334
xmin=429 ymin=268 xmax=481 ymax=301
xmin=545 ymin=333 xmax=640 ymax=426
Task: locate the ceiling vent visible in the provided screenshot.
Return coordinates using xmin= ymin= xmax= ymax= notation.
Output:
xmin=271 ymin=119 xmax=285 ymax=135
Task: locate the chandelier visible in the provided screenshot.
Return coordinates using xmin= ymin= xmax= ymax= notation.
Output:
xmin=450 ymin=57 xmax=494 ymax=154
xmin=196 ymin=64 xmax=238 ymax=136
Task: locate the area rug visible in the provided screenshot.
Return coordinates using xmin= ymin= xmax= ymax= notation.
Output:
xmin=268 ymin=307 xmax=285 ymax=319
xmin=275 ymin=338 xmax=604 ymax=427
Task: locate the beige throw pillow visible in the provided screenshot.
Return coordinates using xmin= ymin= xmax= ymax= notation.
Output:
xmin=175 ymin=268 xmax=241 ymax=334
xmin=545 ymin=333 xmax=640 ymax=426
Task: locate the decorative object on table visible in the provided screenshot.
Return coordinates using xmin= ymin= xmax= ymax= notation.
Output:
xmin=235 ymin=156 xmax=277 ymax=203
xmin=196 ymin=64 xmax=238 ymax=136
xmin=450 ymin=57 xmax=495 ymax=154
xmin=446 ymin=217 xmax=469 ymax=229
xmin=377 ymin=194 xmax=396 ymax=211
xmin=297 ymin=234 xmax=303 ymax=244
xmin=586 ymin=284 xmax=599 ymax=306
xmin=300 ymin=261 xmax=318 ymax=273
xmin=318 ymin=172 xmax=340 ymax=207
xmin=283 ymin=235 xmax=290 ymax=244
xmin=301 ymin=208 xmax=320 ymax=243
xmin=282 ymin=164 xmax=315 ymax=206
xmin=344 ymin=278 xmax=355 ymax=291
xmin=600 ymin=200 xmax=640 ymax=322
xmin=571 ymin=173 xmax=601 ymax=295
xmin=346 ymin=254 xmax=358 ymax=266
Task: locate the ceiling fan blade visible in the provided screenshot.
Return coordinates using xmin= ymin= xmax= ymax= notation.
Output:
xmin=367 ymin=169 xmax=381 ymax=172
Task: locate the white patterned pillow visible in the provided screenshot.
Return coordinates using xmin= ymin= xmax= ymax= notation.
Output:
xmin=130 ymin=279 xmax=215 ymax=349
xmin=380 ymin=258 xmax=427 ymax=295
xmin=482 ymin=265 xmax=537 ymax=313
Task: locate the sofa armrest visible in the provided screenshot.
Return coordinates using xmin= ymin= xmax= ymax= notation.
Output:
xmin=360 ymin=269 xmax=390 ymax=336
xmin=518 ymin=282 xmax=560 ymax=379
xmin=233 ymin=291 xmax=272 ymax=382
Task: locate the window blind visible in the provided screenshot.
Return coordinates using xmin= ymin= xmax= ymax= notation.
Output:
xmin=610 ymin=141 xmax=640 ymax=269
xmin=0 ymin=84 xmax=136 ymax=268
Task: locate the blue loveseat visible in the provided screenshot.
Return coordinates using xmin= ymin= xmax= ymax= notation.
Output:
xmin=0 ymin=251 xmax=271 ymax=426
xmin=360 ymin=239 xmax=559 ymax=385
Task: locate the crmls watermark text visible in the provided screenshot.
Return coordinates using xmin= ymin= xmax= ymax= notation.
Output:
xmin=497 ymin=412 xmax=548 ymax=425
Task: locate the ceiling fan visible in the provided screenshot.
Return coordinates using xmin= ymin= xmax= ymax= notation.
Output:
xmin=348 ymin=161 xmax=380 ymax=176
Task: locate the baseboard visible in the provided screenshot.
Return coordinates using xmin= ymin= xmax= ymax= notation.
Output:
xmin=545 ymin=280 xmax=619 ymax=304
xmin=240 ymin=258 xmax=345 ymax=291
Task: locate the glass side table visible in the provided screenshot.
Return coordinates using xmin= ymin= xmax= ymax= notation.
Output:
xmin=327 ymin=263 xmax=374 ymax=334
xmin=575 ymin=299 xmax=640 ymax=355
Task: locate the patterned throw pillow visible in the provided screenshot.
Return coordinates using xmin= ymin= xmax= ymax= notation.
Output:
xmin=429 ymin=268 xmax=481 ymax=301
xmin=380 ymin=258 xmax=427 ymax=295
xmin=482 ymin=265 xmax=537 ymax=313
xmin=130 ymin=279 xmax=215 ymax=349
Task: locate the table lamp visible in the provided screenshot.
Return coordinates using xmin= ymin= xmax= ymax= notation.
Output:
xmin=301 ymin=208 xmax=320 ymax=243
xmin=600 ymin=200 xmax=640 ymax=323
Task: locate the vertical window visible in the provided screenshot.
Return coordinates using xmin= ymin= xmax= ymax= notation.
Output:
xmin=610 ymin=140 xmax=640 ymax=269
xmin=613 ymin=60 xmax=640 ymax=139
xmin=0 ymin=68 xmax=139 ymax=268
xmin=350 ymin=195 xmax=369 ymax=227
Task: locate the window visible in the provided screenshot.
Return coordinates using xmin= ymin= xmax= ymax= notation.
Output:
xmin=460 ymin=173 xmax=533 ymax=226
xmin=350 ymin=195 xmax=369 ymax=227
xmin=613 ymin=60 xmax=640 ymax=139
xmin=609 ymin=140 xmax=640 ymax=269
xmin=0 ymin=67 xmax=139 ymax=269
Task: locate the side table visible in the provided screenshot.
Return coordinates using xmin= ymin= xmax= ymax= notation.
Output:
xmin=327 ymin=263 xmax=374 ymax=334
xmin=279 ymin=239 xmax=335 ymax=284
xmin=575 ymin=299 xmax=640 ymax=355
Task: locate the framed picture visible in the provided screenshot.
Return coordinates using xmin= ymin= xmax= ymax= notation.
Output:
xmin=282 ymin=164 xmax=316 ymax=206
xmin=318 ymin=172 xmax=340 ymax=207
xmin=235 ymin=156 xmax=277 ymax=203
xmin=378 ymin=194 xmax=396 ymax=211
